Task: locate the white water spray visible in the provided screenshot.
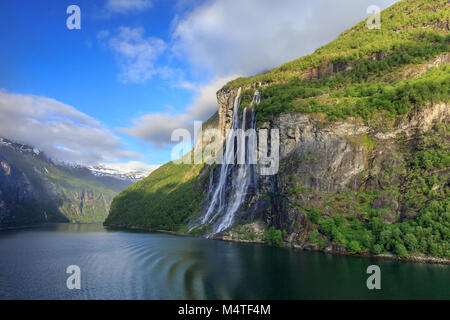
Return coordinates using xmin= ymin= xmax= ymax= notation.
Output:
xmin=202 ymin=88 xmax=260 ymax=234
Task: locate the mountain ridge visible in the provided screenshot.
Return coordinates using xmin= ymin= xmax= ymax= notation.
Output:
xmin=0 ymin=137 xmax=135 ymax=228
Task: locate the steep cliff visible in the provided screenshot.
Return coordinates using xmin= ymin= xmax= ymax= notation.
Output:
xmin=0 ymin=138 xmax=133 ymax=228
xmin=106 ymin=0 xmax=449 ymax=260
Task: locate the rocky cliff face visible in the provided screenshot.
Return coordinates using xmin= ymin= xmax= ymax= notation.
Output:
xmin=201 ymin=88 xmax=449 ymax=250
xmin=0 ymin=160 xmax=35 ymax=204
xmin=0 ymin=143 xmax=67 ymax=227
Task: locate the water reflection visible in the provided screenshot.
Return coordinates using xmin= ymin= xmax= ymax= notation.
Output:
xmin=0 ymin=223 xmax=448 ymax=300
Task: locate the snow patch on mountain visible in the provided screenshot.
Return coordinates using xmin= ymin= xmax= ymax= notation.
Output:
xmin=0 ymin=137 xmax=42 ymax=156
xmin=0 ymin=137 xmax=159 ymax=182
xmin=88 ymin=161 xmax=160 ymax=181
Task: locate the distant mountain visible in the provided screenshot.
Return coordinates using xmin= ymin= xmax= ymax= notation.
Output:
xmin=0 ymin=137 xmax=134 ymax=228
xmin=88 ymin=163 xmax=159 ymax=182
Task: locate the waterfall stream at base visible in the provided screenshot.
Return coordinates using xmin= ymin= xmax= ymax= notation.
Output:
xmin=202 ymin=88 xmax=260 ymax=234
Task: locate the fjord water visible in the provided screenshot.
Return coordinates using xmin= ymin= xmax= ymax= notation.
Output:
xmin=0 ymin=224 xmax=448 ymax=300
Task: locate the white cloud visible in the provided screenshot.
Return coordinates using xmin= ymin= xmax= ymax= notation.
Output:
xmin=97 ymin=30 xmax=110 ymax=39
xmin=105 ymin=27 xmax=167 ymax=83
xmin=105 ymin=0 xmax=152 ymax=14
xmin=118 ymin=75 xmax=236 ymax=148
xmin=172 ymin=0 xmax=398 ymax=76
xmin=0 ymin=91 xmax=140 ymax=165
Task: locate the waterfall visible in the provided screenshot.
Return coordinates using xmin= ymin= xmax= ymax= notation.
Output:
xmin=202 ymin=88 xmax=260 ymax=234
xmin=205 ymin=167 xmax=214 ymax=200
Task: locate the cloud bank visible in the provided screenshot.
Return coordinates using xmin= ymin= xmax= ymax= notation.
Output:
xmin=0 ymin=91 xmax=140 ymax=165
xmin=172 ymin=0 xmax=398 ymax=76
xmin=120 ymin=0 xmax=397 ymax=147
xmin=102 ymin=27 xmax=167 ymax=83
xmin=118 ymin=75 xmax=236 ymax=148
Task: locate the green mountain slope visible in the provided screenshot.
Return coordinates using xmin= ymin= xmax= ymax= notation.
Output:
xmin=232 ymin=0 xmax=449 ymax=125
xmin=105 ymin=162 xmax=206 ymax=231
xmin=0 ymin=138 xmax=132 ymax=228
xmin=105 ymin=0 xmax=449 ymax=260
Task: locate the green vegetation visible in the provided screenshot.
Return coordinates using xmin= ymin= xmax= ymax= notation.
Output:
xmin=250 ymin=55 xmax=449 ymax=124
xmin=309 ymin=230 xmax=320 ymax=243
xmin=307 ymin=124 xmax=450 ymax=258
xmin=263 ymin=226 xmax=284 ymax=245
xmin=311 ymin=198 xmax=449 ymax=258
xmin=106 ymin=161 xmax=207 ymax=232
xmin=307 ymin=208 xmax=322 ymax=224
xmin=403 ymin=123 xmax=450 ymax=212
xmin=230 ymin=224 xmax=258 ymax=241
xmin=239 ymin=88 xmax=256 ymax=113
xmin=308 ymin=229 xmax=327 ymax=249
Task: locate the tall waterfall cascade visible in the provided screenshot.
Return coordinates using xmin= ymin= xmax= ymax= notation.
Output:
xmin=202 ymin=88 xmax=261 ymax=234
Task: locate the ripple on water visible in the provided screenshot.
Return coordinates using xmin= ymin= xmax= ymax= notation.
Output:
xmin=1 ymin=225 xmax=450 ymax=300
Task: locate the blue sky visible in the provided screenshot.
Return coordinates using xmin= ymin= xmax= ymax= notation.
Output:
xmin=0 ymin=0 xmax=397 ymax=170
xmin=0 ymin=0 xmax=202 ymax=166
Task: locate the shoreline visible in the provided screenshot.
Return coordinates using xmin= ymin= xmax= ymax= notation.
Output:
xmin=3 ymin=222 xmax=448 ymax=265
xmin=0 ymin=222 xmax=62 ymax=231
xmin=104 ymin=223 xmax=450 ymax=266
xmin=0 ymin=222 xmax=103 ymax=232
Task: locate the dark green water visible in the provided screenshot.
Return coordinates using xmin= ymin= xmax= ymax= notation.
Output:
xmin=0 ymin=223 xmax=448 ymax=300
